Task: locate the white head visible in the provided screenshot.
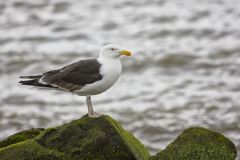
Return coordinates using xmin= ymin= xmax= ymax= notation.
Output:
xmin=99 ymin=44 xmax=132 ymax=59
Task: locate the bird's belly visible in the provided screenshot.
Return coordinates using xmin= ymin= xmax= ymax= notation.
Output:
xmin=74 ymin=72 xmax=120 ymax=96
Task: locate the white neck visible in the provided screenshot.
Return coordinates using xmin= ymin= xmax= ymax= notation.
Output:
xmin=98 ymin=56 xmax=122 ymax=73
xmin=98 ymin=55 xmax=117 ymax=61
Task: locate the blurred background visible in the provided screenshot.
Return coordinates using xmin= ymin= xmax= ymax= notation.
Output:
xmin=0 ymin=0 xmax=240 ymax=156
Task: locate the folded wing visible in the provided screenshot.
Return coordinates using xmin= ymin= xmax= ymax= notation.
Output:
xmin=19 ymin=59 xmax=103 ymax=92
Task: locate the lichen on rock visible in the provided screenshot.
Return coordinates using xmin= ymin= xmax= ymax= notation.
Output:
xmin=149 ymin=127 xmax=237 ymax=160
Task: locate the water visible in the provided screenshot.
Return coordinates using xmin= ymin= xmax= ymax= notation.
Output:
xmin=0 ymin=0 xmax=240 ymax=157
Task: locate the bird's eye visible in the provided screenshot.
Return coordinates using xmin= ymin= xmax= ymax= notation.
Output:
xmin=111 ymin=48 xmax=115 ymax=51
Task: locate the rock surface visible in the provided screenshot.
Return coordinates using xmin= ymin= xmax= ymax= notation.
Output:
xmin=0 ymin=115 xmax=150 ymax=160
xmin=149 ymin=127 xmax=237 ymax=160
xmin=0 ymin=116 xmax=237 ymax=160
xmin=0 ymin=128 xmax=44 ymax=149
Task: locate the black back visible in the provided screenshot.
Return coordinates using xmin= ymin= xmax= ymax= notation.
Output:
xmin=20 ymin=59 xmax=103 ymax=91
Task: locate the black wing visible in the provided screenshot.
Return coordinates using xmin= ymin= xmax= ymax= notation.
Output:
xmin=19 ymin=59 xmax=103 ymax=91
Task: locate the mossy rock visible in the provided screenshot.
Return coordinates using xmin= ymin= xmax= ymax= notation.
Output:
xmin=149 ymin=127 xmax=237 ymax=160
xmin=0 ymin=116 xmax=236 ymax=160
xmin=0 ymin=115 xmax=150 ymax=160
xmin=0 ymin=140 xmax=66 ymax=160
xmin=0 ymin=128 xmax=44 ymax=149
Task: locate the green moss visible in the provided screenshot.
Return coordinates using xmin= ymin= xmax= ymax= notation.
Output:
xmin=1 ymin=116 xmax=234 ymax=160
xmin=0 ymin=139 xmax=67 ymax=160
xmin=0 ymin=115 xmax=149 ymax=160
xmin=0 ymin=128 xmax=44 ymax=149
xmin=150 ymin=127 xmax=237 ymax=160
xmin=104 ymin=116 xmax=150 ymax=160
xmin=36 ymin=115 xmax=150 ymax=160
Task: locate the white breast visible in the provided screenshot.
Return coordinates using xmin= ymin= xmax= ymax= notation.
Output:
xmin=75 ymin=57 xmax=122 ymax=96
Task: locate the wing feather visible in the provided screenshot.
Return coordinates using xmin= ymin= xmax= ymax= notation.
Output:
xmin=40 ymin=59 xmax=103 ymax=91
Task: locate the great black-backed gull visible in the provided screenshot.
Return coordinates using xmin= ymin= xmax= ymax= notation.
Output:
xmin=19 ymin=44 xmax=132 ymax=118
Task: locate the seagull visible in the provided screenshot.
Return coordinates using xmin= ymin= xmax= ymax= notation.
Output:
xmin=19 ymin=44 xmax=132 ymax=118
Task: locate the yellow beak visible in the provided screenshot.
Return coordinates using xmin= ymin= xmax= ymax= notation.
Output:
xmin=119 ymin=50 xmax=132 ymax=56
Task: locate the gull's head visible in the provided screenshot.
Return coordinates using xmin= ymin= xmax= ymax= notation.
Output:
xmin=99 ymin=44 xmax=132 ymax=59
